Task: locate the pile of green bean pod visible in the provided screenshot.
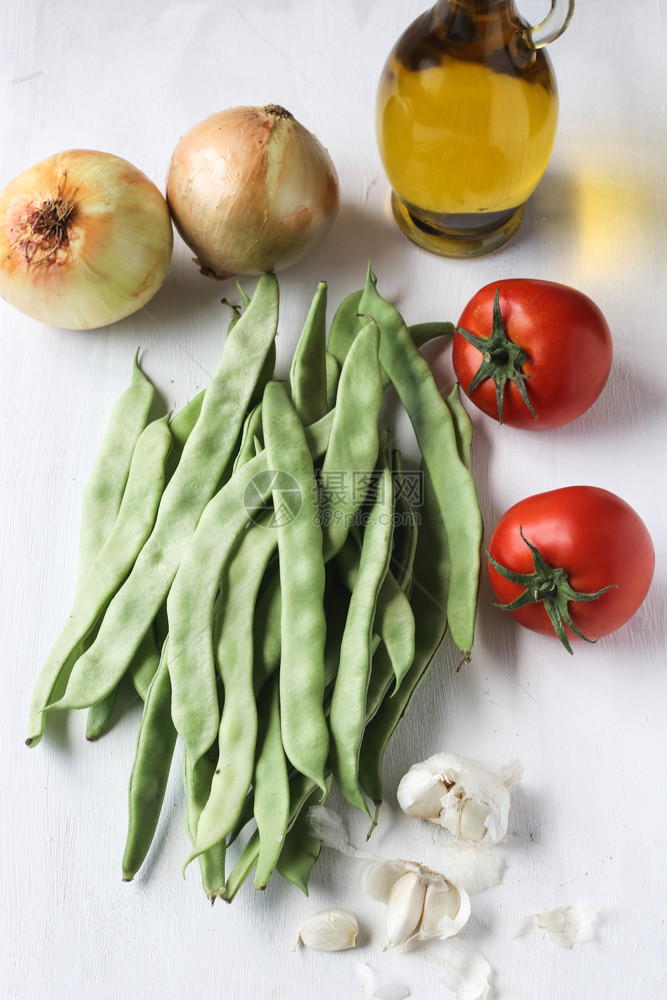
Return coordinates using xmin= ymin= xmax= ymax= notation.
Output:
xmin=26 ymin=265 xmax=483 ymax=901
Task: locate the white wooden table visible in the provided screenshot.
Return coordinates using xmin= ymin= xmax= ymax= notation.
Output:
xmin=1 ymin=2 xmax=665 ymax=997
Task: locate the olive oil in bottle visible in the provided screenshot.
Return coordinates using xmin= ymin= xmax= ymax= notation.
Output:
xmin=376 ymin=0 xmax=571 ymax=257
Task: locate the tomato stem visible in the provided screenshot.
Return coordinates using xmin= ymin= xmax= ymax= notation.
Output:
xmin=487 ymin=527 xmax=616 ymax=654
xmin=456 ymin=288 xmax=537 ymax=424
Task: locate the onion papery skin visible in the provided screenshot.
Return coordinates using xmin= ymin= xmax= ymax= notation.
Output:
xmin=166 ymin=105 xmax=340 ymax=279
xmin=0 ymin=149 xmax=173 ymax=330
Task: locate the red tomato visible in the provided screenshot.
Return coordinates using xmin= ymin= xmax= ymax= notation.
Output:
xmin=452 ymin=279 xmax=613 ymax=429
xmin=487 ymin=487 xmax=654 ymax=652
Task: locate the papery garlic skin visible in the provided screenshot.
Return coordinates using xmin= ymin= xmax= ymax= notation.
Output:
xmin=441 ymin=938 xmax=492 ymax=1000
xmin=510 ymin=902 xmax=601 ymax=948
xmin=294 ymin=908 xmax=359 ymax=952
xmin=0 ymin=150 xmax=173 ymax=330
xmin=166 ymin=105 xmax=339 ymax=279
xmin=397 ymin=752 xmax=523 ymax=846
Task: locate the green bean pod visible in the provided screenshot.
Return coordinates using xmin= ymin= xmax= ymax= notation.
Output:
xmin=389 ymin=449 xmax=419 ymax=591
xmin=445 ymin=382 xmax=474 ymax=472
xmin=167 ymin=403 xmax=336 ymax=767
xmin=358 ymin=266 xmax=482 ymax=657
xmin=85 ymin=687 xmax=118 ymax=741
xmin=27 ymin=414 xmax=173 ymax=746
xmin=325 ymin=352 xmax=340 ymax=410
xmin=319 ymin=322 xmax=384 ymax=561
xmin=408 ymin=320 xmax=456 ymax=350
xmin=326 ymin=288 xmax=364 ymax=369
xmin=51 ymin=273 xmax=280 ymax=714
xmin=275 ymin=783 xmax=326 ymax=895
xmin=122 ymin=645 xmax=177 ymax=881
xmin=127 ymin=624 xmax=162 ymax=702
xmin=263 ymin=380 xmax=329 ymax=792
xmin=252 ymin=676 xmax=290 ymax=889
xmin=76 ymin=349 xmax=156 ymax=588
xmin=232 ymin=402 xmax=264 ymax=473
xmin=358 ymin=463 xmax=450 ymax=815
xmin=290 ymin=281 xmax=329 ymax=426
xmin=184 ymin=518 xmax=279 ymax=866
xmin=329 ymin=453 xmax=395 ymax=816
xmin=182 ymin=750 xmax=227 ymax=898
xmin=79 ymin=353 xmax=157 ymax=736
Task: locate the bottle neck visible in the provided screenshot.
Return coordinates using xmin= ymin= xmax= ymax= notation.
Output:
xmin=432 ymin=0 xmax=523 ymax=46
xmin=435 ymin=0 xmax=517 ymax=12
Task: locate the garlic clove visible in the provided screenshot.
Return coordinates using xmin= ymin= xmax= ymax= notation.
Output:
xmin=360 ymin=859 xmax=410 ymax=904
xmin=294 ymin=907 xmax=359 ymax=952
xmin=419 ymin=880 xmax=471 ymax=941
xmin=458 ymin=798 xmax=490 ymax=843
xmin=385 ymin=871 xmax=427 ymax=948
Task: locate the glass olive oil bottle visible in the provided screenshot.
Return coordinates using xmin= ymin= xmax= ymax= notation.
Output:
xmin=376 ymin=0 xmax=573 ymax=256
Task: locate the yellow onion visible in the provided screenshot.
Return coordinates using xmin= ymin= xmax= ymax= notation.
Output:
xmin=166 ymin=105 xmax=339 ymax=279
xmin=0 ymin=149 xmax=173 ymax=330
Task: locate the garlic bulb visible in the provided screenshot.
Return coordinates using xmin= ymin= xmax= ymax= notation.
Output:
xmin=166 ymin=105 xmax=339 ymax=279
xmin=294 ymin=908 xmax=359 ymax=951
xmin=0 ymin=149 xmax=173 ymax=330
xmin=397 ymin=753 xmax=523 ymax=846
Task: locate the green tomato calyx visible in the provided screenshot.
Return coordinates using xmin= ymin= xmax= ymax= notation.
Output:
xmin=487 ymin=527 xmax=616 ymax=654
xmin=457 ymin=288 xmax=536 ymax=424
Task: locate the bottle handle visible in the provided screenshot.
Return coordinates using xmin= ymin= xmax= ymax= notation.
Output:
xmin=522 ymin=0 xmax=574 ymax=49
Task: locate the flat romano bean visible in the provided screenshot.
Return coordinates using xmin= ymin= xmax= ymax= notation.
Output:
xmin=263 ymin=380 xmax=329 ymax=791
xmin=122 ymin=645 xmax=177 ymax=881
xmin=50 ymin=273 xmax=280 ymax=715
xmin=184 ymin=513 xmax=279 ymax=865
xmin=220 ymin=771 xmax=330 ymax=900
xmin=290 ymin=281 xmax=328 ymax=426
xmin=319 ymin=322 xmax=384 ymax=561
xmin=336 ymin=535 xmax=414 ymax=694
xmin=359 ymin=462 xmax=450 ymax=818
xmin=358 ymin=267 xmax=482 ymax=658
xmin=219 ymin=830 xmax=260 ymax=903
xmin=329 ymin=455 xmax=394 ymax=816
xmin=445 ymin=382 xmax=474 ymax=473
xmin=408 ymin=320 xmax=456 ymax=350
xmin=26 ymin=414 xmax=173 ymax=746
xmin=167 ymin=402 xmax=336 ymax=766
xmin=166 ymin=449 xmax=272 ymax=765
xmin=390 ymin=449 xmax=419 ymax=592
xmin=232 ymin=402 xmax=264 ymax=473
xmin=76 ymin=349 xmax=156 ymax=589
xmin=373 ymin=570 xmax=415 ymax=692
xmin=127 ymin=622 xmax=162 ymax=701
xmin=326 ymin=287 xmax=363 ymax=367
xmin=80 ymin=353 xmax=157 ymax=737
xmin=275 ymin=783 xmax=327 ymax=895
xmin=182 ymin=750 xmax=227 ymax=898
xmin=85 ymin=687 xmax=118 ymax=741
xmin=325 ymin=351 xmax=340 ymax=410
xmin=252 ymin=676 xmax=290 ymax=889
xmin=252 ymin=570 xmax=282 ymax=695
